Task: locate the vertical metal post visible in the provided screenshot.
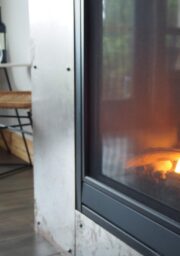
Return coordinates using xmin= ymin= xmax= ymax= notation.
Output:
xmin=28 ymin=110 xmax=33 ymax=127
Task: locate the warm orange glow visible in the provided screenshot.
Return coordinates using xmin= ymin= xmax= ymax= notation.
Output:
xmin=126 ymin=150 xmax=180 ymax=169
xmin=175 ymin=160 xmax=180 ymax=174
xmin=153 ymin=160 xmax=173 ymax=179
xmin=127 ymin=150 xmax=180 ymax=179
xmin=153 ymin=160 xmax=173 ymax=173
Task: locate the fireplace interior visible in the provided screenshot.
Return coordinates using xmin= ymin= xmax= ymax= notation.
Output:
xmin=77 ymin=0 xmax=180 ymax=255
xmin=86 ymin=0 xmax=180 ymax=222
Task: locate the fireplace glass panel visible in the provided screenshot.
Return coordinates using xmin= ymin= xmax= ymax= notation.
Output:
xmin=87 ymin=0 xmax=180 ymax=216
xmin=167 ymin=0 xmax=180 ymax=28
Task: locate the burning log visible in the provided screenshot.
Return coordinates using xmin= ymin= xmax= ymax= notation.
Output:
xmin=126 ymin=148 xmax=180 ymax=179
xmin=126 ymin=148 xmax=180 ymax=168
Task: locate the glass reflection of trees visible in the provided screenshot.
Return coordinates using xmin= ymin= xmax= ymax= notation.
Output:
xmin=102 ymin=0 xmax=134 ymax=100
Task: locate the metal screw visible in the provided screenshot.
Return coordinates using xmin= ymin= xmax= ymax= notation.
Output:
xmin=33 ymin=65 xmax=37 ymax=69
xmin=37 ymin=221 xmax=41 ymax=226
xmin=66 ymin=67 xmax=71 ymax=71
xmin=80 ymin=224 xmax=83 ymax=228
xmin=68 ymin=249 xmax=72 ymax=254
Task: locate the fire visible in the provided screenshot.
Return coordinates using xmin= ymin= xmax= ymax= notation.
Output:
xmin=153 ymin=160 xmax=173 ymax=179
xmin=175 ymin=160 xmax=180 ymax=174
xmin=153 ymin=160 xmax=172 ymax=172
xmin=126 ymin=149 xmax=180 ymax=179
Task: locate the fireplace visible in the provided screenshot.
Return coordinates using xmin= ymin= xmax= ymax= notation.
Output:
xmin=75 ymin=1 xmax=180 ymax=255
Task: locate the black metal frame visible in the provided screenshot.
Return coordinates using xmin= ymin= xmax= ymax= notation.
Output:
xmin=75 ymin=1 xmax=180 ymax=256
xmin=0 ymin=68 xmax=32 ymax=178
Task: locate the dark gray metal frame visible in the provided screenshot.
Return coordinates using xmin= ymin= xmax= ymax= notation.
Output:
xmin=0 ymin=68 xmax=32 ymax=178
xmin=75 ymin=1 xmax=180 ymax=256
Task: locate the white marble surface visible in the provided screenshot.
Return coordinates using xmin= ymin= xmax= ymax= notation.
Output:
xmin=76 ymin=211 xmax=142 ymax=256
xmin=29 ymin=0 xmax=75 ymax=254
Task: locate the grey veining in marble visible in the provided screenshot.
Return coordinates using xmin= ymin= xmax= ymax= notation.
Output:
xmin=76 ymin=211 xmax=142 ymax=256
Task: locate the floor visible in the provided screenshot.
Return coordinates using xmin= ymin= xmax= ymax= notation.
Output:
xmin=0 ymin=149 xmax=63 ymax=256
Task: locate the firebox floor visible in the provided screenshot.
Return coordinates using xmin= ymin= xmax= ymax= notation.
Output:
xmin=102 ymin=137 xmax=180 ymax=214
xmin=0 ymin=149 xmax=65 ymax=256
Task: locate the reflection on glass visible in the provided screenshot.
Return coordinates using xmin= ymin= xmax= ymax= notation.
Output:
xmin=166 ymin=35 xmax=180 ymax=70
xmin=167 ymin=0 xmax=180 ymax=28
xmin=102 ymin=0 xmax=134 ymax=100
xmin=89 ymin=0 xmax=180 ymax=213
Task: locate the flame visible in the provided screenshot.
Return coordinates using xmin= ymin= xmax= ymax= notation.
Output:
xmin=153 ymin=160 xmax=172 ymax=172
xmin=126 ymin=150 xmax=180 ymax=179
xmin=175 ymin=160 xmax=180 ymax=174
